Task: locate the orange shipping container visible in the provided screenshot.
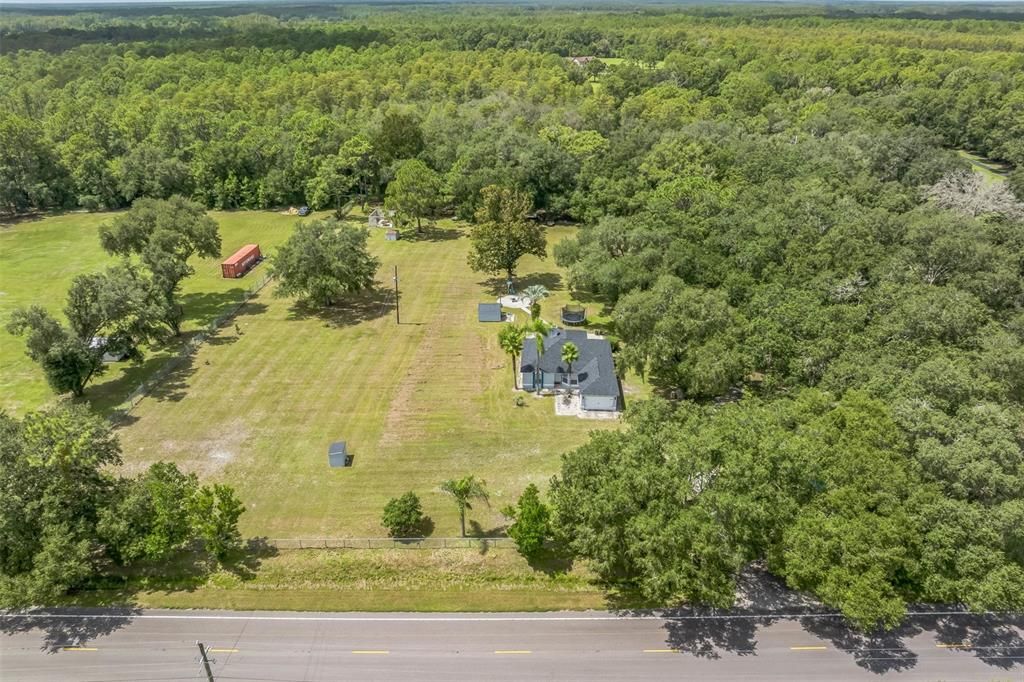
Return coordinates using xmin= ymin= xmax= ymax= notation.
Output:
xmin=221 ymin=244 xmax=261 ymax=278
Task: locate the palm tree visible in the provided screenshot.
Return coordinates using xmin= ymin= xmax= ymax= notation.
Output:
xmin=522 ymin=284 xmax=549 ymax=321
xmin=440 ymin=475 xmax=490 ymax=537
xmin=561 ymin=341 xmax=579 ymax=386
xmin=526 ymin=318 xmax=551 ymax=389
xmin=498 ymin=324 xmax=526 ymax=387
xmin=528 ymin=317 xmax=551 ymax=344
xmin=521 ymin=284 xmax=549 ymax=306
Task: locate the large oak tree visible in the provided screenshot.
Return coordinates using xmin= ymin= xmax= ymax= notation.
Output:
xmin=466 ymin=185 xmax=546 ymax=289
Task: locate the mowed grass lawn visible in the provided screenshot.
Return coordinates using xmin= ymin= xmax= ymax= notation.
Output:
xmin=0 ymin=209 xmax=320 ymax=414
xmin=109 ymin=214 xmax=627 ymax=539
xmin=957 ymin=149 xmax=1011 ymax=184
xmin=76 ymin=548 xmax=609 ymax=612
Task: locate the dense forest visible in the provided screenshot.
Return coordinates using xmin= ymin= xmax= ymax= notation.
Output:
xmin=3 ymin=4 xmax=1024 ymax=628
xmin=2 ymin=5 xmax=1023 ymax=215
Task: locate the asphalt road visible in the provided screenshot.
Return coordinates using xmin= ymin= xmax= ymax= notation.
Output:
xmin=2 ymin=608 xmax=1023 ymax=681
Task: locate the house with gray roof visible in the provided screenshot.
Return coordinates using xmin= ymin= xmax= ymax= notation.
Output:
xmin=521 ymin=328 xmax=620 ymax=412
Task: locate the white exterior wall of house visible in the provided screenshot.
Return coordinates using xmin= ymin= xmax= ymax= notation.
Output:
xmin=582 ymin=395 xmax=618 ymax=412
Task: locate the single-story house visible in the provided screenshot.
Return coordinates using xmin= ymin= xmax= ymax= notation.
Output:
xmin=521 ymin=328 xmax=619 ymax=412
xmin=569 ymin=56 xmax=597 ymax=67
xmin=478 ymin=303 xmax=503 ymax=322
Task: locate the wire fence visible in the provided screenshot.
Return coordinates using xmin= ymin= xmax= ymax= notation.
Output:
xmin=112 ymin=271 xmax=275 ymax=416
xmin=268 ymin=537 xmax=514 ymax=550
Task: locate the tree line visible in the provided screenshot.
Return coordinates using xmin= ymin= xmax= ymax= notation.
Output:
xmin=2 ymin=7 xmax=1022 ymax=218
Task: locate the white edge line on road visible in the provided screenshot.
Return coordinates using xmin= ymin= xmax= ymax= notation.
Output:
xmin=0 ymin=610 xmax=1014 ymax=623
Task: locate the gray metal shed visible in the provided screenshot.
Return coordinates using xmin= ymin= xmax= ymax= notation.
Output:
xmin=478 ymin=303 xmax=502 ymax=322
xmin=328 ymin=441 xmax=352 ymax=468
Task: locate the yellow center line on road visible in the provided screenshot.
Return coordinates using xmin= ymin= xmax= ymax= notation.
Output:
xmin=494 ymin=650 xmax=532 ymax=655
xmin=790 ymin=646 xmax=828 ymax=651
xmin=643 ymin=649 xmax=678 ymax=653
xmin=61 ymin=647 xmax=98 ymax=651
xmin=352 ymin=650 xmax=389 ymax=655
xmin=209 ymin=648 xmax=239 ymax=653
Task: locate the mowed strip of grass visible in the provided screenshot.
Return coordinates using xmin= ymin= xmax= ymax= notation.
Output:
xmin=0 ymin=209 xmax=323 ymax=414
xmin=72 ymin=547 xmax=607 ymax=612
xmin=957 ymin=149 xmax=1011 ymax=184
xmin=115 ymin=220 xmax=624 ymax=539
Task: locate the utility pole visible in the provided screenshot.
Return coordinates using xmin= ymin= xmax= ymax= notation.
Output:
xmin=197 ymin=641 xmax=215 ymax=682
xmin=393 ymin=265 xmax=400 ymax=324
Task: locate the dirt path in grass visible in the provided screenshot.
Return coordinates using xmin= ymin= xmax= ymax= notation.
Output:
xmin=378 ymin=239 xmax=487 ymax=450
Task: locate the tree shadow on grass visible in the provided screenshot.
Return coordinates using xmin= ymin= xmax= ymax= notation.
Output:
xmin=403 ymin=224 xmax=462 ymax=243
xmin=467 ymin=520 xmax=506 ymax=539
xmin=141 ymin=353 xmax=196 ymax=404
xmin=179 ymin=288 xmax=248 ymax=328
xmin=603 ymin=584 xmax=664 ymax=612
xmin=478 ymin=272 xmax=564 ymax=298
xmin=467 ymin=521 xmax=507 ymax=555
xmin=568 ymin=287 xmax=616 ymax=320
xmin=394 ymin=517 xmax=436 ymax=543
xmin=87 ymin=301 xmax=269 ymax=413
xmin=525 ymin=544 xmax=575 ymax=576
xmin=286 ymin=287 xmax=392 ymax=327
xmin=86 ymin=353 xmax=177 ymax=415
xmin=0 ymin=606 xmax=141 ymax=653
xmin=220 ymin=536 xmax=280 ymax=581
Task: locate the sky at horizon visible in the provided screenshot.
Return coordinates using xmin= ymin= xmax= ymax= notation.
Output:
xmin=3 ymin=0 xmax=1020 ymax=4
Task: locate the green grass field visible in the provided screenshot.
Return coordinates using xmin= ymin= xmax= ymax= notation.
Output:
xmin=0 ymin=209 xmax=322 ymax=414
xmin=71 ymin=547 xmax=610 ymax=612
xmin=957 ymin=149 xmax=1011 ymax=184
xmin=113 ymin=215 xmax=629 ymax=539
xmin=2 ymin=208 xmax=638 ymax=608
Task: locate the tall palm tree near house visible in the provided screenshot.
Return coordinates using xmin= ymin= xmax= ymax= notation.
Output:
xmin=498 ymin=324 xmax=526 ymax=388
xmin=440 ymin=475 xmax=490 ymax=537
xmin=527 ymin=318 xmax=551 ymax=389
xmin=561 ymin=341 xmax=579 ymax=386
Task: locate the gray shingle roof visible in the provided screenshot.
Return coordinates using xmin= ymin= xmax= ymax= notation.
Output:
xmin=521 ymin=328 xmax=618 ymax=398
xmin=478 ymin=303 xmax=502 ymax=322
xmin=328 ymin=441 xmax=350 ymax=468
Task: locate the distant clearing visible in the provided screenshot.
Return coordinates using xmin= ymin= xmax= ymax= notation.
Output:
xmin=957 ymin=149 xmax=1012 ymax=184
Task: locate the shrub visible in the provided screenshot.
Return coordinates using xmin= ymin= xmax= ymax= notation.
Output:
xmin=381 ymin=492 xmax=424 ymax=537
xmin=503 ymin=484 xmax=551 ymax=559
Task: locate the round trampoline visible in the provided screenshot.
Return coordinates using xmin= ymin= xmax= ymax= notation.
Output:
xmin=561 ymin=304 xmax=587 ymax=326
